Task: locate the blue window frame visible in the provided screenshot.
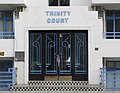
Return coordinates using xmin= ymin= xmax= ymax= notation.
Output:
xmin=104 ymin=10 xmax=120 ymax=39
xmin=0 ymin=11 xmax=14 ymax=39
xmin=49 ymin=0 xmax=69 ymax=6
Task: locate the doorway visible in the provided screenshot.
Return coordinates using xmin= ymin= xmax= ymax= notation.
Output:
xmin=29 ymin=30 xmax=88 ymax=81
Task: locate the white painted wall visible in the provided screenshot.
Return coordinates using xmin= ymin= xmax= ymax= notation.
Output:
xmin=92 ymin=0 xmax=120 ymax=5
xmin=25 ymin=0 xmax=92 ymax=7
xmin=1 ymin=0 xmax=120 ymax=85
xmin=102 ymin=40 xmax=120 ymax=57
xmin=14 ymin=62 xmax=25 ymax=84
xmin=0 ymin=40 xmax=14 ymax=57
xmin=0 ymin=0 xmax=24 ymax=4
xmin=71 ymin=0 xmax=91 ymax=6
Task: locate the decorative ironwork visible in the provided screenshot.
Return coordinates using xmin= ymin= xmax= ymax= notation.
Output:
xmin=59 ymin=33 xmax=71 ymax=74
xmin=30 ymin=33 xmax=42 ymax=74
xmin=29 ymin=32 xmax=88 ymax=79
xmin=46 ymin=33 xmax=71 ymax=74
xmin=46 ymin=33 xmax=57 ymax=74
xmin=75 ymin=33 xmax=87 ymax=74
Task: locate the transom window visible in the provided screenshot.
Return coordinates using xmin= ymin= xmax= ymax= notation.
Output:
xmin=49 ymin=0 xmax=69 ymax=6
xmin=0 ymin=11 xmax=14 ymax=39
xmin=104 ymin=10 xmax=120 ymax=39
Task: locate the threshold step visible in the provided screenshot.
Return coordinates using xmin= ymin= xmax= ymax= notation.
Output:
xmin=10 ymin=84 xmax=103 ymax=91
xmin=28 ymin=81 xmax=89 ymax=86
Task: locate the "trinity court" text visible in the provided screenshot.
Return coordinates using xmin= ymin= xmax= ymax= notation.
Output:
xmin=46 ymin=11 xmax=71 ymax=23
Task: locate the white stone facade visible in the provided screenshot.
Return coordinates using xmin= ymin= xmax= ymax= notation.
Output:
xmin=0 ymin=0 xmax=120 ymax=87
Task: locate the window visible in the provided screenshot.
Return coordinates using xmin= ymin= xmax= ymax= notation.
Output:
xmin=0 ymin=60 xmax=13 ymax=71
xmin=49 ymin=0 xmax=69 ymax=6
xmin=104 ymin=10 xmax=120 ymax=39
xmin=0 ymin=11 xmax=14 ymax=39
xmin=101 ymin=57 xmax=120 ymax=90
xmin=103 ymin=57 xmax=120 ymax=69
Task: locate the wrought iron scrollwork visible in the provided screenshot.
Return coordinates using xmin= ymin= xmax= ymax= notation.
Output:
xmin=32 ymin=36 xmax=41 ymax=47
xmin=75 ymin=33 xmax=87 ymax=74
xmin=30 ymin=33 xmax=42 ymax=74
xmin=46 ymin=33 xmax=57 ymax=74
xmin=59 ymin=33 xmax=71 ymax=74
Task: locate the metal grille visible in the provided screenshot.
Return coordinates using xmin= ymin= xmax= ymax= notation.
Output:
xmin=0 ymin=68 xmax=17 ymax=90
xmin=100 ymin=68 xmax=120 ymax=90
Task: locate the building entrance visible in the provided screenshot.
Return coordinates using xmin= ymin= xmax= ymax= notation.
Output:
xmin=29 ymin=30 xmax=88 ymax=81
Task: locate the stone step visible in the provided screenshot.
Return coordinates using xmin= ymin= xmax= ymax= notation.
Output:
xmin=28 ymin=81 xmax=89 ymax=86
xmin=10 ymin=84 xmax=103 ymax=91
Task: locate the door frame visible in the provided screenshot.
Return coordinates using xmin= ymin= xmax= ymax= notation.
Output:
xmin=29 ymin=30 xmax=88 ymax=81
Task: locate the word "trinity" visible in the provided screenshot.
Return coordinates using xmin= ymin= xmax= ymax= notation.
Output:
xmin=46 ymin=11 xmax=71 ymax=16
